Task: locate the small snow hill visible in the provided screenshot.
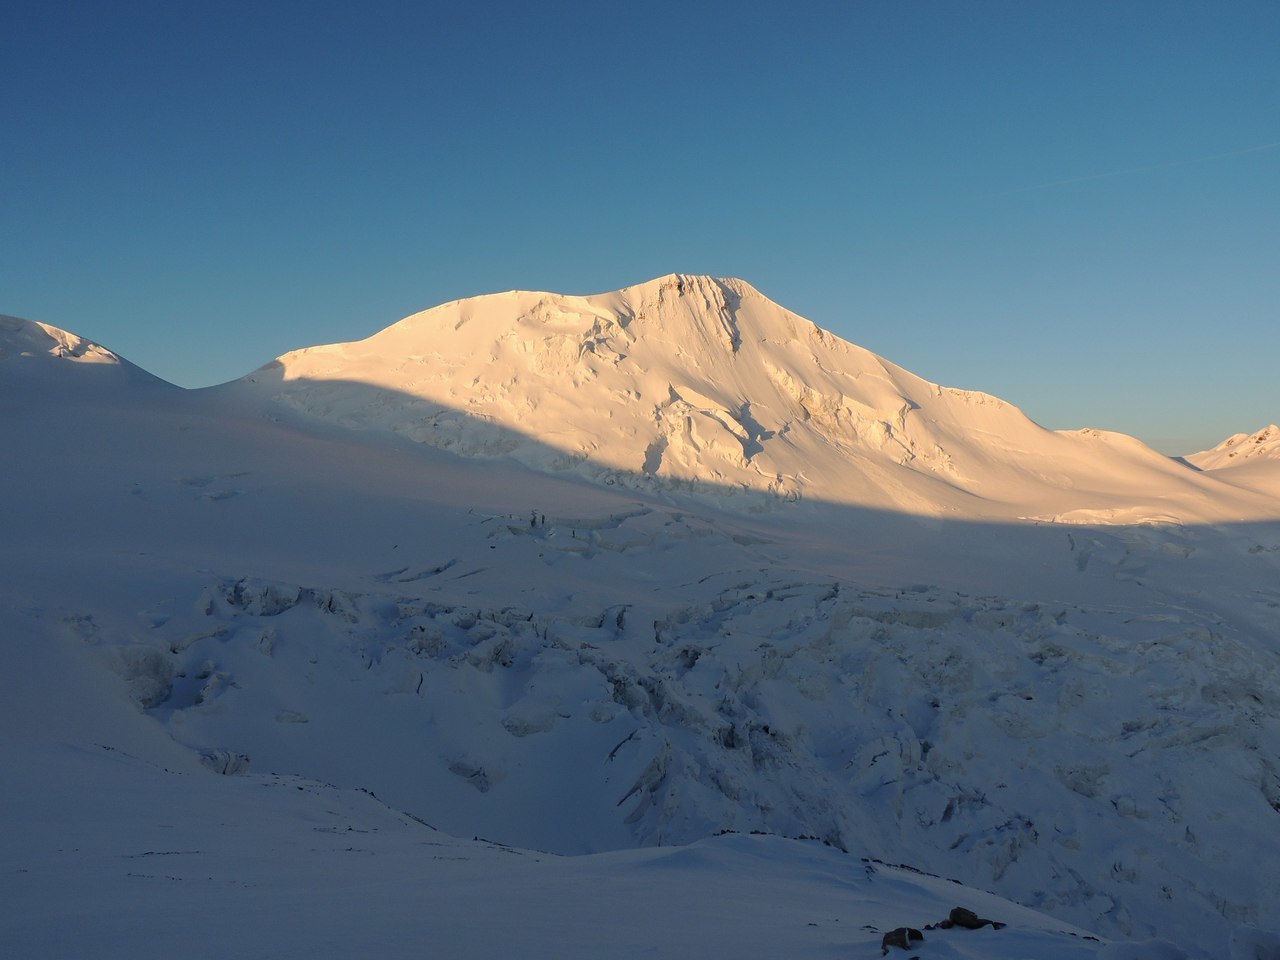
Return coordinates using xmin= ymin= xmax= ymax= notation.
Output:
xmin=0 ymin=313 xmax=172 ymax=392
xmin=222 ymin=275 xmax=1275 ymax=524
xmin=0 ymin=314 xmax=123 ymax=366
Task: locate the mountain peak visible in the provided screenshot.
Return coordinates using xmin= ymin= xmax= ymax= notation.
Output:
xmin=622 ymin=272 xmax=758 ymax=299
xmin=1188 ymin=424 xmax=1280 ymax=469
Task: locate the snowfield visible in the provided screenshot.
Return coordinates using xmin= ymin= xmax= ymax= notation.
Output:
xmin=3 ymin=280 xmax=1279 ymax=959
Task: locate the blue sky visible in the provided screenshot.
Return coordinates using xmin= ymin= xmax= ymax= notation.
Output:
xmin=3 ymin=0 xmax=1277 ymax=453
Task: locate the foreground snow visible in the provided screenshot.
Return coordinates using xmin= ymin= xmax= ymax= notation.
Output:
xmin=3 ymin=285 xmax=1280 ymax=958
xmin=0 ymin=619 xmax=1178 ymax=960
xmin=5 ymin=736 xmax=1120 ymax=960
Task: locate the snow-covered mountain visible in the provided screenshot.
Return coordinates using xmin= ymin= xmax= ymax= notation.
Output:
xmin=1189 ymin=424 xmax=1280 ymax=469
xmin=1184 ymin=425 xmax=1280 ymax=500
xmin=4 ymin=286 xmax=1280 ymax=959
xmin=224 ymin=275 xmax=1272 ymax=524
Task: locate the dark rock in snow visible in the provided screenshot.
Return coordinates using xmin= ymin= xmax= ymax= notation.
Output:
xmin=934 ymin=906 xmax=1005 ymax=931
xmin=880 ymin=926 xmax=924 ymax=954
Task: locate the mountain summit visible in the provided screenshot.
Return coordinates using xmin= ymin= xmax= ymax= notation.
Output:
xmin=227 ymin=274 xmax=1255 ymax=521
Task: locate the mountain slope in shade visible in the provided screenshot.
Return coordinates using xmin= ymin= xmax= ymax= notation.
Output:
xmin=223 ymin=275 xmax=1271 ymax=523
xmin=0 ymin=520 xmax=1129 ymax=960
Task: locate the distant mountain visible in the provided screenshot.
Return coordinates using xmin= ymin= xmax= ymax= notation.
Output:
xmin=222 ymin=275 xmax=1260 ymax=524
xmin=1187 ymin=424 xmax=1280 ymax=469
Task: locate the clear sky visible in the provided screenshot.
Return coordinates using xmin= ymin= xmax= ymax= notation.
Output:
xmin=4 ymin=0 xmax=1277 ymax=454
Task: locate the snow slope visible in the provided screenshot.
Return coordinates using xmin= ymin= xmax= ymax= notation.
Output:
xmin=5 ymin=746 xmax=1120 ymax=960
xmin=4 ymin=289 xmax=1280 ymax=959
xmin=224 ymin=275 xmax=1274 ymax=524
